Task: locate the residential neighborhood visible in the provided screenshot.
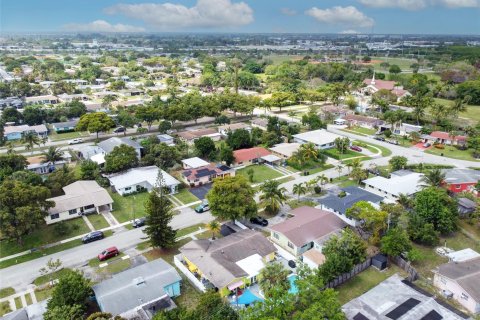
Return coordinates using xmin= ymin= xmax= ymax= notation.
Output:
xmin=0 ymin=6 xmax=480 ymax=320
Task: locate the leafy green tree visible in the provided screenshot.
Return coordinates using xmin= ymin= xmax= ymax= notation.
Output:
xmin=22 ymin=132 xmax=40 ymax=153
xmin=259 ymin=180 xmax=287 ymax=215
xmin=194 ymin=137 xmax=216 ymax=160
xmin=381 ymin=227 xmax=412 ymax=256
xmin=457 ymin=80 xmax=480 ymax=105
xmin=414 ymin=187 xmax=457 ymax=234
xmin=346 ymin=201 xmax=388 ymax=243
xmin=258 ymin=262 xmax=290 ymax=298
xmin=226 ymin=129 xmax=252 ymax=150
xmin=2 ymin=107 xmax=23 ymax=124
xmin=10 ymin=170 xmax=43 ymax=186
xmin=0 ymin=153 xmax=27 ymax=181
xmin=23 ymin=105 xmax=47 ymax=125
xmin=142 ymin=143 xmax=181 ymax=170
xmin=301 ymin=110 xmax=324 ymax=130
xmin=389 ymin=64 xmax=402 ymax=74
xmin=80 ymin=160 xmax=100 ymax=180
xmin=76 ymin=112 xmax=115 ymax=139
xmin=42 ymin=146 xmax=64 ymax=166
xmin=207 ymin=175 xmax=257 ymax=222
xmin=389 ymin=156 xmax=408 ymax=171
xmin=47 ymin=270 xmax=92 ymax=312
xmin=334 ymin=137 xmax=350 ymax=154
xmin=408 ymin=215 xmax=439 ymax=246
xmin=135 ymin=105 xmax=161 ymax=131
xmin=420 ymin=168 xmax=446 ymax=187
xmin=144 ymin=174 xmax=177 ymax=249
xmin=214 ymin=115 xmax=230 ymax=125
xmin=218 ymin=143 xmax=234 ymax=166
xmin=0 ymin=179 xmax=53 ymax=244
xmin=44 ymin=304 xmax=84 ymax=320
xmin=117 ymin=110 xmax=136 ymax=136
xmin=104 ymin=144 xmax=139 ymax=173
xmin=45 ymin=165 xmax=77 ymax=196
xmin=158 ymin=120 xmax=172 ymax=133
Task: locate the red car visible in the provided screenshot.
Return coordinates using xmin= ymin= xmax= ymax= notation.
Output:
xmin=350 ymin=145 xmax=362 ymax=152
xmin=98 ymin=247 xmax=119 ymax=261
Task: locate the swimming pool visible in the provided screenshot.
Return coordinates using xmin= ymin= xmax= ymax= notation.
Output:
xmin=288 ymin=274 xmax=298 ymax=294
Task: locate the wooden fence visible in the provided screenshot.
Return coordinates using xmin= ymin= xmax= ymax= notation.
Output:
xmin=391 ymin=256 xmax=419 ymax=282
xmin=324 ymin=258 xmax=372 ymax=289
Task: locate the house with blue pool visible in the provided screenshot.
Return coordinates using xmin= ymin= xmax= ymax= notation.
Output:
xmin=93 ymin=258 xmax=181 ymax=319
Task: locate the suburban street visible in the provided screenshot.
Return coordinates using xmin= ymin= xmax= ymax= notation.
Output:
xmin=0 ymin=208 xmax=213 ymax=291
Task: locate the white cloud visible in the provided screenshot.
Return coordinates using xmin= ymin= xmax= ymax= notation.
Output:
xmin=280 ymin=8 xmax=297 ymax=16
xmin=340 ymin=29 xmax=360 ymax=34
xmin=64 ymin=20 xmax=145 ymax=32
xmin=305 ymin=6 xmax=374 ymax=28
xmin=104 ymin=0 xmax=254 ymax=29
xmin=358 ymin=0 xmax=480 ymax=10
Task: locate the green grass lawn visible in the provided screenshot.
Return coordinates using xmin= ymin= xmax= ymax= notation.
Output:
xmin=425 ymin=146 xmax=480 ymax=161
xmin=109 ymin=191 xmax=149 ymax=223
xmin=33 ymin=268 xmax=72 ymax=286
xmin=25 ymin=293 xmax=32 ymax=305
xmin=34 ymin=286 xmax=53 ymax=302
xmin=336 ymin=265 xmax=406 ymax=305
xmin=0 ymin=287 xmax=14 ymax=299
xmin=143 ymin=238 xmax=191 ymax=264
xmin=48 ymin=130 xmax=89 ymax=142
xmin=173 ymin=189 xmax=199 ymax=205
xmin=371 ymin=56 xmax=417 ymax=71
xmin=324 ymin=148 xmax=363 ymax=160
xmin=366 ymin=143 xmax=392 ymax=157
xmin=195 ymin=230 xmax=223 ymax=240
xmin=332 ymin=175 xmax=359 ymax=188
xmin=104 ymin=259 xmax=132 ymax=275
xmin=177 ymin=223 xmax=205 ymax=238
xmin=346 ymin=127 xmax=377 ymax=136
xmin=0 ymin=301 xmax=11 ymax=317
xmin=14 ymin=297 xmax=21 ymax=310
xmin=87 ymin=214 xmax=110 ymax=230
xmin=236 ymin=165 xmax=283 ymax=184
xmin=0 ymin=218 xmax=89 ymax=258
xmin=174 ymin=276 xmax=203 ymax=310
xmin=287 ymin=199 xmax=317 ymax=209
xmin=434 ymin=98 xmax=480 ymax=124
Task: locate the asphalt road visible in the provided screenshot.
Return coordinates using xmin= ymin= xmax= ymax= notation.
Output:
xmin=0 ymin=207 xmax=213 ymax=291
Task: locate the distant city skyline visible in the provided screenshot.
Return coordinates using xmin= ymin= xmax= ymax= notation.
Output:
xmin=1 ymin=0 xmax=479 ymax=35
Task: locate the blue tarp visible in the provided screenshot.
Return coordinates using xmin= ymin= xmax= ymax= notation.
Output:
xmin=232 ymin=289 xmax=264 ymax=305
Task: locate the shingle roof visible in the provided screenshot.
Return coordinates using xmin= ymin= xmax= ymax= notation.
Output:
xmin=98 ymin=137 xmax=142 ymax=154
xmin=270 ymin=206 xmax=347 ymax=247
xmin=233 ymin=147 xmax=271 ymax=163
xmin=319 ymin=187 xmax=384 ymax=215
xmin=179 ymin=230 xmax=276 ymax=288
xmin=437 ymin=257 xmax=480 ymax=302
xmin=442 ymin=169 xmax=480 ymax=185
xmin=93 ymin=259 xmax=181 ymax=316
xmin=182 ymin=164 xmax=232 ymax=181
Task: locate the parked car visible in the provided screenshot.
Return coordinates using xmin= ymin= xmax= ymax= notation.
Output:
xmin=98 ymin=247 xmax=119 ymax=261
xmin=350 ymin=145 xmax=362 ymax=152
xmin=82 ymin=231 xmax=104 ymax=244
xmin=68 ymin=138 xmax=83 ymax=145
xmin=250 ymin=216 xmax=268 ymax=226
xmin=132 ymin=217 xmax=146 ymax=228
xmin=423 ymin=142 xmax=431 ymax=148
xmin=373 ymin=136 xmax=385 ymax=141
xmin=195 ymin=201 xmax=209 ymax=213
xmin=113 ymin=126 xmax=126 ymax=133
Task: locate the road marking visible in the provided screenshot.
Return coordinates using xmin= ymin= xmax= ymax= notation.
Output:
xmin=99 ymin=263 xmax=108 ymax=268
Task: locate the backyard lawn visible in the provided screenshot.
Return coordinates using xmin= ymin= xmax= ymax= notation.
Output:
xmin=0 ymin=218 xmax=89 ymax=258
xmin=109 ymin=191 xmax=149 ymax=223
xmin=336 ymin=265 xmax=406 ymax=305
xmin=425 ymin=146 xmax=480 ymax=161
xmin=87 ymin=214 xmax=110 ymax=230
xmin=236 ymin=165 xmax=283 ymax=184
xmin=174 ymin=276 xmax=203 ymax=310
xmin=173 ymin=189 xmax=199 ymax=205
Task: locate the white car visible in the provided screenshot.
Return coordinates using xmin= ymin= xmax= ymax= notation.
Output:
xmin=68 ymin=138 xmax=83 ymax=145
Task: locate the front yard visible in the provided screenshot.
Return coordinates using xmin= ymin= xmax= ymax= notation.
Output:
xmin=324 ymin=148 xmax=364 ymax=160
xmin=87 ymin=214 xmax=110 ymax=230
xmin=344 ymin=127 xmax=377 ymax=136
xmin=236 ymin=164 xmax=283 ymax=183
xmin=173 ymin=188 xmax=199 ymax=205
xmin=109 ymin=190 xmax=149 ymax=223
xmin=425 ymin=145 xmax=480 ymax=162
xmin=48 ymin=130 xmax=89 ymax=142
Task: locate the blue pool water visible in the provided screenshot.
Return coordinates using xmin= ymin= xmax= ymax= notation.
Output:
xmin=288 ymin=274 xmax=299 ymax=294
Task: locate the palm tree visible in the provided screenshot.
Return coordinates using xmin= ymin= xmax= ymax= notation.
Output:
xmin=450 ymin=98 xmax=468 ymax=118
xmin=350 ymin=158 xmax=362 ymax=171
xmin=299 ymin=143 xmax=318 ymax=162
xmin=42 ymin=146 xmax=64 ymax=165
xmin=292 ymin=183 xmax=307 ymax=200
xmin=420 ymin=168 xmax=446 ymax=187
xmin=22 ymin=132 xmax=40 ymax=154
xmin=316 ymin=174 xmax=329 ymax=187
xmin=231 ymin=57 xmax=242 ymax=94
xmin=346 ymin=162 xmax=353 ymax=173
xmin=207 ymin=221 xmax=221 ymax=240
xmin=397 ymin=193 xmax=413 ymax=210
xmin=258 ymin=262 xmax=290 ymax=298
xmin=409 ymin=131 xmax=420 ymax=144
xmin=335 ymin=164 xmax=344 ymax=178
xmin=288 ymin=111 xmax=297 ymax=121
xmin=41 ymin=136 xmax=48 ymax=147
xmin=259 ymin=180 xmax=287 ymax=215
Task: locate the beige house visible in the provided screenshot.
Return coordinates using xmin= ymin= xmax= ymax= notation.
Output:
xmin=46 ymin=181 xmax=113 ymax=224
xmin=433 ymin=256 xmax=480 ymax=314
xmin=270 ymin=206 xmax=347 ymax=257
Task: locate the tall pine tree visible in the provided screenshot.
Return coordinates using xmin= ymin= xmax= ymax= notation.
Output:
xmin=144 ymin=172 xmax=177 ymax=249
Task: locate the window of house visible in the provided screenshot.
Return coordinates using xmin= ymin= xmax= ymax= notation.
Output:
xmin=125 ymin=187 xmax=131 ymax=191
xmin=455 ymin=185 xmax=461 ymax=190
xmin=461 ymin=293 xmax=469 ymax=300
xmin=273 ymin=233 xmax=279 ymax=240
xmin=68 ymin=209 xmax=77 ymax=215
xmin=287 ymin=241 xmax=294 ymax=249
xmin=50 ymin=213 xmax=60 ymax=220
xmin=84 ymin=204 xmax=95 ymax=210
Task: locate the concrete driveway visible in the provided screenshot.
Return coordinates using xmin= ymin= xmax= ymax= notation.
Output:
xmin=189 ymin=184 xmax=212 ymax=200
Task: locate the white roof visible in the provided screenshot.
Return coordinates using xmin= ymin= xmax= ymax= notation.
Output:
xmin=261 ymin=154 xmax=282 ymax=162
xmin=91 ymin=153 xmax=106 ymax=165
xmin=363 ymin=170 xmax=424 ymax=197
xmin=447 ymin=248 xmax=480 ymax=262
xmin=293 ymin=129 xmax=343 ymax=146
xmin=181 ymin=157 xmax=210 ymax=169
xmin=269 ymin=143 xmax=301 ymax=158
xmin=235 ymin=254 xmax=265 ymax=278
xmin=107 ymin=166 xmax=180 ymax=190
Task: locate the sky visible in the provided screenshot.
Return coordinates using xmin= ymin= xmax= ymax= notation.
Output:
xmin=1 ymin=0 xmax=479 ymax=35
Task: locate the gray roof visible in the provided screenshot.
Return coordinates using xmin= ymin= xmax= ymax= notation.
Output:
xmin=2 ymin=300 xmax=47 ymax=320
xmin=436 ymin=257 xmax=480 ymax=302
xmin=362 ymin=170 xmax=424 ymax=197
xmin=442 ymin=168 xmax=480 ymax=185
xmin=458 ymin=197 xmax=477 ymax=210
xmin=98 ymin=137 xmax=142 ymax=154
xmin=319 ymin=187 xmax=384 ymax=215
xmin=93 ymin=259 xmax=181 ymax=316
xmin=179 ymin=229 xmax=276 ymax=288
xmin=342 ymin=274 xmax=467 ymax=320
xmin=51 ymin=120 xmax=78 ymax=128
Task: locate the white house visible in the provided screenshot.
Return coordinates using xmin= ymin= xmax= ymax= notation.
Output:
xmin=293 ymin=129 xmax=343 ymax=150
xmin=98 ymin=137 xmax=143 ymax=160
xmin=46 ymin=181 xmax=113 ymax=224
xmin=107 ymin=166 xmax=180 ymax=196
xmin=181 ymin=157 xmax=210 ymax=170
xmin=362 ymin=170 xmax=424 ymax=201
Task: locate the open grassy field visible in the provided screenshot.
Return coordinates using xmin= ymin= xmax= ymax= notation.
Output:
xmin=0 ymin=218 xmax=89 ymax=258
xmin=236 ymin=164 xmax=283 ymax=184
xmin=109 ymin=191 xmax=149 ymax=223
xmin=434 ymin=98 xmax=480 ymax=124
xmin=266 ymin=54 xmax=304 ymax=65
xmin=370 ymin=56 xmax=418 ymax=71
